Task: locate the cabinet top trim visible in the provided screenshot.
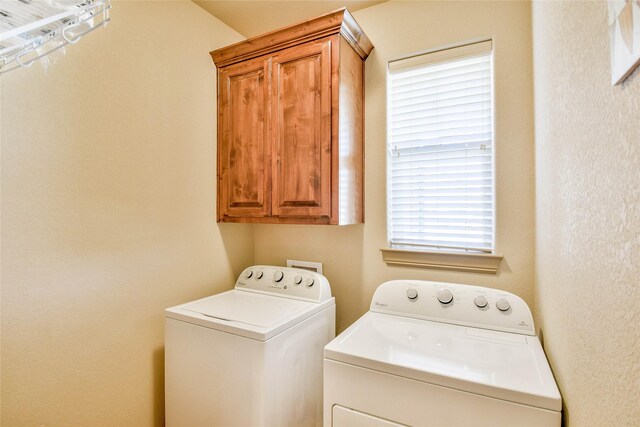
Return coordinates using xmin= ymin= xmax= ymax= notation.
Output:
xmin=210 ymin=7 xmax=373 ymax=68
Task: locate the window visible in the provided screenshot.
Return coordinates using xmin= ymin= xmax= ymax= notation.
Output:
xmin=387 ymin=41 xmax=494 ymax=254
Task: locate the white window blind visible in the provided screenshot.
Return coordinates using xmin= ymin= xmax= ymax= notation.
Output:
xmin=387 ymin=41 xmax=494 ymax=253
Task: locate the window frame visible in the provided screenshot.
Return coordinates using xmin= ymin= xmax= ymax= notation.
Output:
xmin=382 ymin=40 xmax=503 ymax=273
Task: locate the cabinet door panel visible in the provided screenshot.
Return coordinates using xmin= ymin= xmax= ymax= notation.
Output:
xmin=218 ymin=57 xmax=271 ymax=219
xmin=272 ymin=39 xmax=332 ymax=218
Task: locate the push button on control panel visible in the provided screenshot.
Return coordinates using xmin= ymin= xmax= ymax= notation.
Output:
xmin=474 ymin=295 xmax=488 ymax=308
xmin=437 ymin=288 xmax=454 ymax=305
xmin=496 ymin=298 xmax=510 ymax=312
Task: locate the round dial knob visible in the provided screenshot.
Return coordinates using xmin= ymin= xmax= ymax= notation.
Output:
xmin=496 ymin=298 xmax=510 ymax=312
xmin=294 ymin=275 xmax=303 ymax=285
xmin=244 ymin=269 xmax=253 ymax=279
xmin=474 ymin=295 xmax=488 ymax=308
xmin=305 ymin=277 xmax=315 ymax=288
xmin=406 ymin=288 xmax=418 ymax=300
xmin=437 ymin=288 xmax=454 ymax=304
xmin=273 ymin=271 xmax=284 ymax=282
xmin=255 ymin=271 xmax=264 ymax=280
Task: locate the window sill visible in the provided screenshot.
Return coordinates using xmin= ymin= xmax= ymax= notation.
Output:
xmin=380 ymin=248 xmax=503 ymax=274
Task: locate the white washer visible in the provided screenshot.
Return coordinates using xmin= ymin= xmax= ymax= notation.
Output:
xmin=324 ymin=280 xmax=561 ymax=427
xmin=166 ymin=265 xmax=335 ymax=427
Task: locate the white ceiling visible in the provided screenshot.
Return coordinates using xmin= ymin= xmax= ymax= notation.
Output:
xmin=194 ymin=1 xmax=386 ymax=38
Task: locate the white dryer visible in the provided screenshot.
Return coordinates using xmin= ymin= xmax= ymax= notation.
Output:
xmin=166 ymin=265 xmax=335 ymax=427
xmin=324 ymin=280 xmax=561 ymax=427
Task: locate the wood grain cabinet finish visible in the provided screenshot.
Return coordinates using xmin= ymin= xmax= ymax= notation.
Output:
xmin=211 ymin=8 xmax=373 ymax=224
xmin=218 ymin=56 xmax=271 ymax=218
xmin=272 ymin=38 xmax=332 ymax=218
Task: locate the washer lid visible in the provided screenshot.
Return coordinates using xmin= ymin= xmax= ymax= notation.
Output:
xmin=166 ymin=290 xmax=331 ymax=341
xmin=324 ymin=312 xmax=562 ymax=412
xmin=185 ymin=290 xmax=313 ymax=327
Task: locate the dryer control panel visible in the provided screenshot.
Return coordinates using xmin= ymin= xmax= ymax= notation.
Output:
xmin=236 ymin=265 xmax=332 ymax=303
xmin=370 ymin=280 xmax=535 ymax=335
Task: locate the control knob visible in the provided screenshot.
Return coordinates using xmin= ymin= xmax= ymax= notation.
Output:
xmin=244 ymin=269 xmax=253 ymax=279
xmin=274 ymin=271 xmax=284 ymax=282
xmin=437 ymin=288 xmax=454 ymax=304
xmin=256 ymin=271 xmax=264 ymax=280
xmin=305 ymin=277 xmax=315 ymax=288
xmin=294 ymin=275 xmax=303 ymax=285
xmin=474 ymin=295 xmax=488 ymax=308
xmin=406 ymin=288 xmax=418 ymax=300
xmin=496 ymin=298 xmax=510 ymax=312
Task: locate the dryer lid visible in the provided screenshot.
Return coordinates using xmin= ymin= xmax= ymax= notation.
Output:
xmin=324 ymin=312 xmax=562 ymax=412
xmin=166 ymin=290 xmax=331 ymax=341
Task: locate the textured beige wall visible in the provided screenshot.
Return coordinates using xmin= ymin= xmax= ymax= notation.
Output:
xmin=533 ymin=1 xmax=640 ymax=425
xmin=0 ymin=2 xmax=251 ymax=425
xmin=253 ymin=0 xmax=535 ymax=333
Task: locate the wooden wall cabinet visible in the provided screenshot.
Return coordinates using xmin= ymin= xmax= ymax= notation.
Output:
xmin=211 ymin=8 xmax=373 ymax=224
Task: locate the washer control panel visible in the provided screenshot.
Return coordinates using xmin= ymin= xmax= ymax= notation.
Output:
xmin=235 ymin=265 xmax=332 ymax=303
xmin=371 ymin=280 xmax=534 ymax=335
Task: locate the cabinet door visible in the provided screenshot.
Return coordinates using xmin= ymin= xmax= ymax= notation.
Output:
xmin=271 ymin=38 xmax=332 ymax=218
xmin=218 ymin=56 xmax=271 ymax=220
